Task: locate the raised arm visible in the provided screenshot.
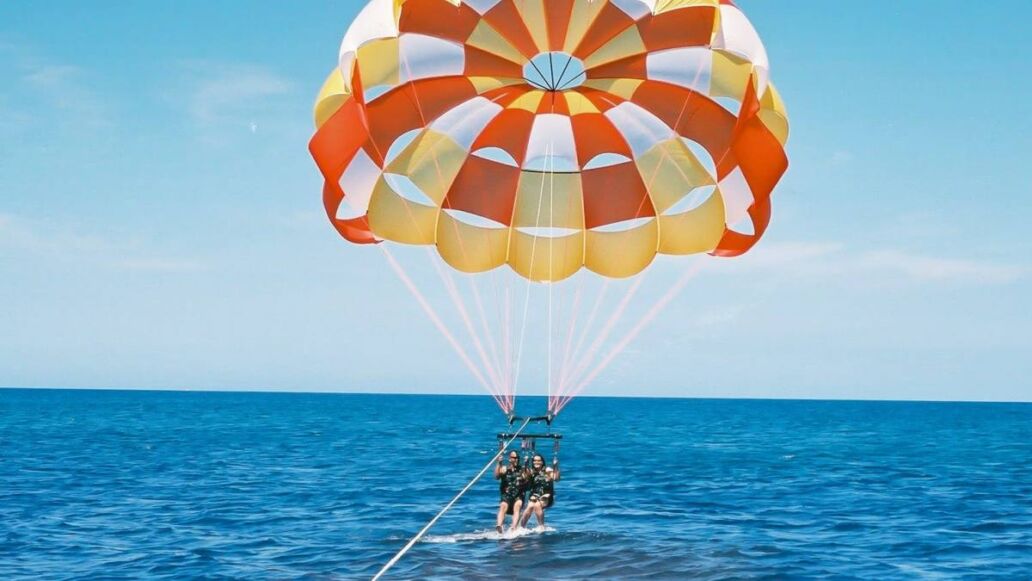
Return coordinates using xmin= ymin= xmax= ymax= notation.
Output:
xmin=494 ymin=444 xmax=505 ymax=480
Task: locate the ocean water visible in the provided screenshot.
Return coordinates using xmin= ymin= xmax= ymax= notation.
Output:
xmin=1 ymin=389 xmax=1030 ymax=580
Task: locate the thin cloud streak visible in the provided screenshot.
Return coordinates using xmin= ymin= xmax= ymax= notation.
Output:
xmin=177 ymin=61 xmax=293 ymax=131
xmin=0 ymin=42 xmax=110 ymax=130
xmin=858 ymin=250 xmax=1026 ymax=284
xmin=731 ymin=241 xmax=1027 ymax=285
xmin=0 ymin=212 xmax=206 ymax=273
xmin=114 ymin=259 xmax=208 ymax=273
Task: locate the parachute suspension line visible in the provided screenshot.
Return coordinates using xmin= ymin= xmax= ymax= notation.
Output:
xmin=557 ymin=279 xmax=609 ymax=395
xmin=547 ymin=141 xmax=556 ymax=406
xmin=554 ymin=63 xmax=712 ymax=414
xmin=552 ymin=139 xmax=687 ymax=411
xmin=399 ymin=50 xmax=513 ymax=412
xmin=377 ymin=205 xmax=509 ymax=411
xmin=505 ymin=139 xmax=549 ymax=406
xmin=559 ymin=275 xmax=645 ymax=401
xmin=511 ymin=266 xmax=534 ymax=410
xmin=470 ymin=276 xmax=504 ymax=397
xmin=551 ymin=284 xmax=582 ymax=413
xmin=554 ymin=260 xmax=705 ymax=414
xmin=552 ymin=283 xmax=589 ymax=412
xmin=367 ymin=115 xmax=505 ymax=410
xmin=501 ymin=287 xmax=513 ymax=411
xmin=557 ymin=60 xmax=736 ymax=412
xmin=553 ymin=91 xmax=670 ymax=406
xmin=371 ymin=417 xmax=533 ymax=581
xmin=380 ymin=246 xmax=505 ymax=410
xmin=429 ymin=254 xmax=505 ymax=397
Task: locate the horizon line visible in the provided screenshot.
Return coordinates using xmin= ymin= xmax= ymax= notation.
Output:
xmin=2 ymin=385 xmax=1029 ymax=405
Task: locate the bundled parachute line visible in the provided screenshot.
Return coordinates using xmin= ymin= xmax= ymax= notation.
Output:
xmin=311 ymin=0 xmax=789 ymax=420
xmin=380 ymin=245 xmax=499 ymax=403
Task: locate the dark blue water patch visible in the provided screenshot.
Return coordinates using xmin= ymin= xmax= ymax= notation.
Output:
xmin=1 ymin=389 xmax=1030 ymax=579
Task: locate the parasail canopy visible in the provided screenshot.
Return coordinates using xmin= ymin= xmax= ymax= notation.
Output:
xmin=311 ymin=0 xmax=790 ymax=417
xmin=310 ymin=0 xmax=789 ymax=283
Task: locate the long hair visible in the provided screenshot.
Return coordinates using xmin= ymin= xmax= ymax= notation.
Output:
xmin=529 ymin=453 xmax=545 ymax=474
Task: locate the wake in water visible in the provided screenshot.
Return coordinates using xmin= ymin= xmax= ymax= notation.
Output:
xmin=423 ymin=526 xmax=556 ymax=544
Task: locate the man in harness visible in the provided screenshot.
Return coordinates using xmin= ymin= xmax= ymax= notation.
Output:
xmin=494 ymin=449 xmax=525 ymax=533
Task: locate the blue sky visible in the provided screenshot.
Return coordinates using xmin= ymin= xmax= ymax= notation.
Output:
xmin=1 ymin=1 xmax=1030 ymax=403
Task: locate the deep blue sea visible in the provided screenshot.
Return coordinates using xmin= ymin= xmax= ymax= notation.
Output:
xmin=1 ymin=389 xmax=1030 ymax=580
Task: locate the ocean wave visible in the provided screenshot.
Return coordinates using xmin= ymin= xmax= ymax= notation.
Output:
xmin=423 ymin=526 xmax=556 ymax=544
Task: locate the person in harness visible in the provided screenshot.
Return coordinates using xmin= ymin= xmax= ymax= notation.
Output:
xmin=494 ymin=449 xmax=526 ymax=533
xmin=520 ymin=453 xmax=559 ymax=529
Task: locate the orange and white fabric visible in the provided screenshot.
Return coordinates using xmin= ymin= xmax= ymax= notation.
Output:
xmin=311 ymin=0 xmax=789 ymax=281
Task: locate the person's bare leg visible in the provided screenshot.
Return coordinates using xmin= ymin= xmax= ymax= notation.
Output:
xmin=534 ymin=504 xmax=544 ymax=528
xmin=496 ymin=501 xmax=509 ymax=533
xmin=519 ymin=502 xmax=536 ymax=528
xmin=509 ymin=499 xmax=523 ymax=531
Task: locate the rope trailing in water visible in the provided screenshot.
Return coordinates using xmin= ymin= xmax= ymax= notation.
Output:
xmin=371 ymin=417 xmax=533 ymax=581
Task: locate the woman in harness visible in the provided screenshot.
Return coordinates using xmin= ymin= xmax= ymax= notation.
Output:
xmin=520 ymin=453 xmax=559 ymax=529
xmin=494 ymin=449 xmax=526 ymax=533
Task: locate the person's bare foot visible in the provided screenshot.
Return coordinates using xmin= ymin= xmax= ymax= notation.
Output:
xmin=496 ymin=525 xmax=503 ymax=534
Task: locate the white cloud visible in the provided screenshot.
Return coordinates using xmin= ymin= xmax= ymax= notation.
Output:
xmin=858 ymin=250 xmax=1026 ymax=284
xmin=727 ymin=241 xmax=1027 ymax=285
xmin=741 ymin=241 xmax=843 ymax=268
xmin=279 ymin=210 xmax=326 ymax=229
xmin=23 ymin=63 xmax=81 ymax=86
xmin=114 ymin=259 xmax=207 ymax=273
xmin=179 ymin=61 xmax=293 ymax=129
xmin=831 ymin=150 xmax=854 ymax=165
xmin=0 ymin=212 xmax=205 ymax=272
xmin=0 ymin=212 xmax=109 ymax=255
xmin=691 ymin=304 xmax=748 ymax=328
xmin=0 ymin=43 xmax=110 ymax=129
